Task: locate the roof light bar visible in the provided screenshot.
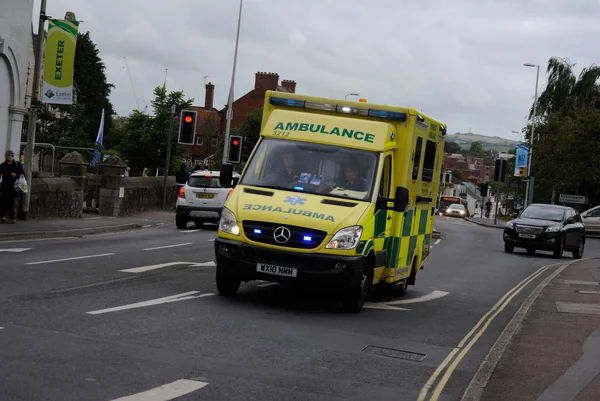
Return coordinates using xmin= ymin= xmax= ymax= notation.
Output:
xmin=270 ymin=96 xmax=407 ymax=121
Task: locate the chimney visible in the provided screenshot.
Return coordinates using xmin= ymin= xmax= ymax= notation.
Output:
xmin=281 ymin=80 xmax=296 ymax=93
xmin=255 ymin=72 xmax=279 ymax=91
xmin=204 ymin=82 xmax=215 ymax=110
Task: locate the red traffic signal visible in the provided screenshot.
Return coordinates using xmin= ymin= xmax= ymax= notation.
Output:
xmin=184 ymin=115 xmax=193 ymax=123
xmin=227 ymin=135 xmax=243 ymax=164
xmin=178 ymin=110 xmax=197 ymax=145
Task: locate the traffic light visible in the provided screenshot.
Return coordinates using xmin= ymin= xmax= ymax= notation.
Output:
xmin=242 ymin=137 xmax=254 ymax=162
xmin=227 ymin=135 xmax=243 ymax=164
xmin=178 ymin=110 xmax=197 ymax=145
xmin=494 ymin=158 xmax=506 ymax=182
xmin=478 ymin=182 xmax=488 ymax=197
xmin=518 ymin=166 xmax=527 ymax=177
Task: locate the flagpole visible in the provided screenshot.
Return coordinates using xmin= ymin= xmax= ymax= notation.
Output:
xmin=22 ymin=0 xmax=48 ymax=219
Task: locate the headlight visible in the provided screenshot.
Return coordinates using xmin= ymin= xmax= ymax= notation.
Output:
xmin=219 ymin=207 xmax=240 ymax=235
xmin=546 ymin=226 xmax=561 ymax=233
xmin=505 ymin=222 xmax=514 ymax=229
xmin=326 ymin=226 xmax=363 ymax=249
xmin=460 ymin=210 xmax=465 ymax=214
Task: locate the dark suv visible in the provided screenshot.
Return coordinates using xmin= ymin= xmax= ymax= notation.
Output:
xmin=503 ymin=203 xmax=585 ymax=259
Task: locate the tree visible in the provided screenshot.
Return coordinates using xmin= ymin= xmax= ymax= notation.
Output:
xmin=118 ymin=85 xmax=193 ymax=175
xmin=233 ymin=108 xmax=263 ymax=144
xmin=444 ymin=141 xmax=461 ymax=154
xmin=37 ymin=32 xmax=115 ymax=150
xmin=533 ymin=57 xmax=600 ymax=120
xmin=469 ymin=141 xmax=484 ymax=154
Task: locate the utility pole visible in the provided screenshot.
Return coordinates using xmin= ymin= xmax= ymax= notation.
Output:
xmin=22 ymin=0 xmax=48 ymax=219
xmin=523 ymin=63 xmax=540 ymax=208
xmin=162 ymin=104 xmax=176 ymax=209
xmin=222 ymin=0 xmax=244 ymax=165
xmin=494 ymin=180 xmax=502 ymax=226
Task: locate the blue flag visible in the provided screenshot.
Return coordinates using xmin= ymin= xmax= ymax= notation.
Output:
xmin=91 ymin=109 xmax=105 ymax=167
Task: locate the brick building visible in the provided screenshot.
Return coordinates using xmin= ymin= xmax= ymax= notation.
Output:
xmin=184 ymin=72 xmax=296 ymax=167
xmin=218 ymin=71 xmax=296 ymax=134
xmin=443 ymin=153 xmax=495 ymax=182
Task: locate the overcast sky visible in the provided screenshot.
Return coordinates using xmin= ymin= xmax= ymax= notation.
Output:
xmin=32 ymin=0 xmax=600 ymax=141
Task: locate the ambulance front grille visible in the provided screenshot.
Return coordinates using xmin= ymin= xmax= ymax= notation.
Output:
xmin=242 ymin=221 xmax=327 ymax=249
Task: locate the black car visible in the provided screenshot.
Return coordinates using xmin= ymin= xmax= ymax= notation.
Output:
xmin=503 ymin=203 xmax=585 ymax=258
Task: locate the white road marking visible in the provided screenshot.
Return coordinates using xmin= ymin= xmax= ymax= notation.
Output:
xmin=257 ymin=282 xmax=278 ymax=288
xmin=110 ymin=378 xmax=209 ymax=401
xmin=0 ymin=248 xmax=32 ymax=253
xmin=141 ymin=224 xmax=152 ymax=228
xmin=208 ymin=238 xmax=215 ymax=242
xmin=363 ymin=302 xmax=411 ymax=311
xmin=180 ymin=229 xmax=202 ymax=233
xmin=86 ymin=291 xmax=215 ymax=315
xmin=434 ymin=239 xmax=441 ymax=245
xmin=143 ymin=243 xmax=193 ymax=251
xmin=0 ymin=327 xmax=4 ymax=330
xmin=119 ymin=261 xmax=214 ymax=274
xmin=25 ymin=253 xmax=115 ymax=265
xmin=578 ymin=290 xmax=600 ymax=295
xmin=387 ymin=290 xmax=449 ymax=305
xmin=362 ymin=290 xmax=450 ymax=311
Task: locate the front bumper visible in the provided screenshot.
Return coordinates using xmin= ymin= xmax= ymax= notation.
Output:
xmin=503 ymin=228 xmax=560 ymax=250
xmin=214 ymin=238 xmax=367 ymax=289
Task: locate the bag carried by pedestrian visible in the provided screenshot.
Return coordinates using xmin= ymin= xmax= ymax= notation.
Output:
xmin=14 ymin=174 xmax=28 ymax=194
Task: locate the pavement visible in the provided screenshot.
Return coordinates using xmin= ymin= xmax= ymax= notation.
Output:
xmin=466 ymin=216 xmax=510 ymax=229
xmin=464 ymin=257 xmax=600 ymax=401
xmin=2 ymin=215 xmax=600 ymax=400
xmin=0 ymin=210 xmax=176 ymax=241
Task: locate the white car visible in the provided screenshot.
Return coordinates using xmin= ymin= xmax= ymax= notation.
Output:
xmin=175 ymin=170 xmax=240 ymax=229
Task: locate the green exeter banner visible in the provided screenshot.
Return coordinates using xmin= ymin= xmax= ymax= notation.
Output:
xmin=41 ymin=19 xmax=80 ymax=105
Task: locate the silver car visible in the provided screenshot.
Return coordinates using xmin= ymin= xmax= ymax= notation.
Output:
xmin=446 ymin=203 xmax=467 ymax=218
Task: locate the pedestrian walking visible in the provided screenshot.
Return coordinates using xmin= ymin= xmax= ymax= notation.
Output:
xmin=485 ymin=198 xmax=492 ymax=218
xmin=0 ymin=150 xmax=25 ymax=224
xmin=176 ymin=162 xmax=190 ymax=188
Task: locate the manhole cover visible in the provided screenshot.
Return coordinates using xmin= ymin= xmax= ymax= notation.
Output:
xmin=362 ymin=345 xmax=426 ymax=362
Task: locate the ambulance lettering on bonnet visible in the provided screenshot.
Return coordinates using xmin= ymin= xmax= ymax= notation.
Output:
xmin=273 ymin=122 xmax=375 ymax=144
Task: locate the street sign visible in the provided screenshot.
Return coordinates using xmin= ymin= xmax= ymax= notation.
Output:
xmin=559 ymin=194 xmax=589 ymax=204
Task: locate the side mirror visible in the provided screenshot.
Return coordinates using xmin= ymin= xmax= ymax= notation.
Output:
xmin=511 ymin=212 xmax=519 ymax=218
xmin=565 ymin=217 xmax=575 ymax=225
xmin=393 ymin=186 xmax=409 ymax=212
xmin=219 ymin=164 xmax=233 ymax=188
xmin=574 ymin=214 xmax=581 ymax=222
xmin=231 ymin=177 xmax=239 ymax=188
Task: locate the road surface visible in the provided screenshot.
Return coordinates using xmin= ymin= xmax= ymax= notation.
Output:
xmin=2 ymin=216 xmax=599 ymax=400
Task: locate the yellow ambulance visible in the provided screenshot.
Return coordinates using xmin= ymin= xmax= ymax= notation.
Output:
xmin=215 ymin=91 xmax=447 ymax=312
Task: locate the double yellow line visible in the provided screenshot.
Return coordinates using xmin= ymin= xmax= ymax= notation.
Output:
xmin=417 ymin=264 xmax=553 ymax=401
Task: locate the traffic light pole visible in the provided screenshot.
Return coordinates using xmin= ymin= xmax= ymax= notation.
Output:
xmin=162 ymin=104 xmax=176 ymax=209
xmin=222 ymin=0 xmax=244 ymax=165
xmin=494 ymin=180 xmax=502 ymax=226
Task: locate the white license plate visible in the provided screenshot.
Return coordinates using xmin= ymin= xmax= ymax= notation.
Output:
xmin=519 ymin=234 xmax=536 ymax=239
xmin=256 ymin=263 xmax=297 ymax=277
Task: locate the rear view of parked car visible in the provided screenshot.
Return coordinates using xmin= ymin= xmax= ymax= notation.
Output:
xmin=175 ymin=170 xmax=240 ymax=229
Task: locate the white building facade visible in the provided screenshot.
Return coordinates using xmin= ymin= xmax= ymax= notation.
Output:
xmin=0 ymin=0 xmax=33 ymax=158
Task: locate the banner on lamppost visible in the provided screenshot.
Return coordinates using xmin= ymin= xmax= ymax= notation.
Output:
xmin=514 ymin=145 xmax=529 ymax=177
xmin=41 ymin=19 xmax=80 ymax=105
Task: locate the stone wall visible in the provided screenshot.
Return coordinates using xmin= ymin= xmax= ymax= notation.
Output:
xmin=98 ymin=176 xmax=178 ymax=217
xmin=15 ymin=177 xmax=84 ymax=219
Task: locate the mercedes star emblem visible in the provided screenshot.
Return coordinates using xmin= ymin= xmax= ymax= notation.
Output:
xmin=273 ymin=226 xmax=291 ymax=244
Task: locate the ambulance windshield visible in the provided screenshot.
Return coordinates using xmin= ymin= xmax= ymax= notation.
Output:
xmin=240 ymin=138 xmax=378 ymax=201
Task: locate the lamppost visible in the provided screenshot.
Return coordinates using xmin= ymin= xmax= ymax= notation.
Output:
xmin=222 ymin=0 xmax=244 ymax=165
xmin=511 ymin=130 xmax=522 ymax=143
xmin=523 ymin=63 xmax=540 ymax=208
xmin=345 ymin=93 xmax=359 ymax=100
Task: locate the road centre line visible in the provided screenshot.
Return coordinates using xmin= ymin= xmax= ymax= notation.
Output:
xmin=25 ymin=253 xmax=116 ymax=265
xmin=86 ymin=291 xmax=215 ymax=315
xmin=143 ymin=243 xmax=193 ymax=251
xmin=110 ymin=378 xmax=208 ymax=401
xmin=417 ymin=264 xmax=552 ymax=401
